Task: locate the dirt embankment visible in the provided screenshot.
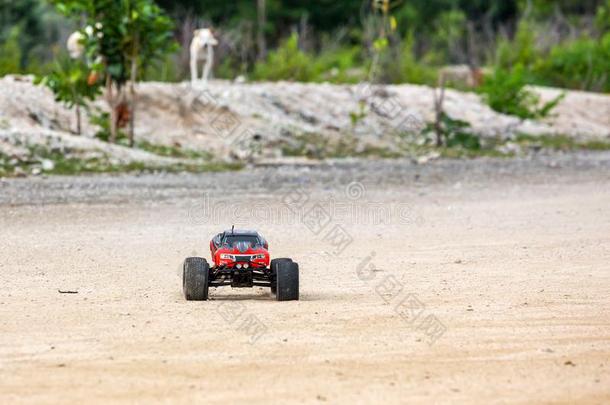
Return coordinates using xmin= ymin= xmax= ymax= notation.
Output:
xmin=1 ymin=75 xmax=609 ymax=170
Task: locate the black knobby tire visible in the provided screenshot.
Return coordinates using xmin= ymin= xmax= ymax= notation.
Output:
xmin=183 ymin=257 xmax=210 ymax=301
xmin=270 ymin=258 xmax=292 ymax=295
xmin=276 ymin=260 xmax=299 ymax=301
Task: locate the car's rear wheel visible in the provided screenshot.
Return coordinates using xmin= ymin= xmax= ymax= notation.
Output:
xmin=270 ymin=258 xmax=292 ymax=295
xmin=183 ymin=257 xmax=209 ymax=301
xmin=276 ymin=260 xmax=299 ymax=301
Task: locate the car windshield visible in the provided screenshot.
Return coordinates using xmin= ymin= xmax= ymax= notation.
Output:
xmin=223 ymin=235 xmax=260 ymax=248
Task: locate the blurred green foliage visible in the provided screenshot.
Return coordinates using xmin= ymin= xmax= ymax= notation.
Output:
xmin=0 ymin=27 xmax=22 ymax=75
xmin=252 ymin=33 xmax=363 ymax=83
xmin=253 ymin=33 xmax=313 ymax=81
xmin=536 ymin=33 xmax=610 ymax=92
xmin=1 ymin=0 xmax=609 ymax=95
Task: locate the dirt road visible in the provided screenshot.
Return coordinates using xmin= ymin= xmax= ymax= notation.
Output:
xmin=1 ymin=155 xmax=609 ymax=404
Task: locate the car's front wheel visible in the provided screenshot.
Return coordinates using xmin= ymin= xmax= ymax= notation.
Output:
xmin=270 ymin=258 xmax=293 ymax=295
xmin=183 ymin=257 xmax=209 ymax=301
xmin=275 ymin=260 xmax=299 ymax=301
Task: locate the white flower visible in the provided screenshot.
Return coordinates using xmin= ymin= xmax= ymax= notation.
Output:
xmin=85 ymin=25 xmax=94 ymax=36
xmin=95 ymin=22 xmax=103 ymax=29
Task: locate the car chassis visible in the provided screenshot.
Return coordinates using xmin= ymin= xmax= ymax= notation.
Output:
xmin=209 ymin=265 xmax=273 ymax=288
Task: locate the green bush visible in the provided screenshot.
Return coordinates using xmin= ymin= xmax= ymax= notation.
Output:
xmin=312 ymin=46 xmax=363 ymax=83
xmin=596 ymin=0 xmax=610 ymax=32
xmin=535 ymin=33 xmax=610 ymax=92
xmin=35 ymin=56 xmax=102 ymax=134
xmin=433 ymin=10 xmax=467 ymax=62
xmin=0 ymin=27 xmax=23 ymax=76
xmin=397 ymin=34 xmax=437 ymax=85
xmin=0 ymin=25 xmax=56 ymax=77
xmin=371 ymin=32 xmax=437 ymax=85
xmin=426 ymin=113 xmax=481 ymax=150
xmin=253 ymin=33 xmax=316 ymax=82
xmin=35 ymin=56 xmax=101 ymax=108
xmin=493 ymin=15 xmax=610 ymax=93
xmin=496 ymin=20 xmax=540 ymax=71
xmin=252 ymin=33 xmax=366 ymax=83
xmin=479 ymin=65 xmax=564 ymax=120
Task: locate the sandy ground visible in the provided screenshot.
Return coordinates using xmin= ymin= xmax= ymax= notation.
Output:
xmin=1 ymin=156 xmax=609 ymax=404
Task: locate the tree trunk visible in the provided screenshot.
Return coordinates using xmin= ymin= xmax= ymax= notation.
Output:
xmin=433 ymin=75 xmax=446 ymax=148
xmin=466 ymin=21 xmax=478 ymax=68
xmin=129 ymin=33 xmax=138 ymax=148
xmin=523 ymin=0 xmax=533 ymax=20
xmin=129 ymin=75 xmax=136 ymax=148
xmin=299 ymin=13 xmax=309 ymax=51
xmin=257 ymin=0 xmax=267 ymax=60
xmin=75 ymin=104 xmax=81 ymax=135
xmin=380 ymin=0 xmax=389 ymax=39
xmin=106 ymin=75 xmax=118 ymax=144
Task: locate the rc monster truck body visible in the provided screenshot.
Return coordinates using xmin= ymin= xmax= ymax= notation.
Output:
xmin=182 ymin=229 xmax=299 ymax=301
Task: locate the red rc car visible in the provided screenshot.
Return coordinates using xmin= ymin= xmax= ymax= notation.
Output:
xmin=182 ymin=228 xmax=299 ymax=301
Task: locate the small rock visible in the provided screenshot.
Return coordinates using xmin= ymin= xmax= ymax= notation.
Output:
xmin=548 ymin=161 xmax=560 ymax=169
xmin=417 ymin=152 xmax=440 ymax=165
xmin=13 ymin=166 xmax=26 ymax=177
xmin=564 ymin=360 xmax=576 ymax=367
xmin=498 ymin=142 xmax=521 ymax=155
xmin=41 ymin=159 xmax=55 ymax=171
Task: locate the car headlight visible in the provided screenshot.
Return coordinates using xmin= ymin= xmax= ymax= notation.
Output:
xmin=220 ymin=254 xmax=235 ymax=260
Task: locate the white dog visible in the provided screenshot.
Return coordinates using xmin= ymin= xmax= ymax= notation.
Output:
xmin=190 ymin=28 xmax=218 ymax=85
